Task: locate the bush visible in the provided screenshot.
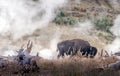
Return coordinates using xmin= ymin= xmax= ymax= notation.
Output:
xmin=54 ymin=11 xmax=76 ymax=25
xmin=96 ymin=31 xmax=115 ymax=41
xmin=95 ymin=17 xmax=112 ymax=32
xmin=67 ymin=17 xmax=76 ymax=25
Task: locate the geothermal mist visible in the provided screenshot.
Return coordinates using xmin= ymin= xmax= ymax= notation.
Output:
xmin=38 ymin=30 xmax=61 ymax=60
xmin=0 ymin=0 xmax=67 ymax=39
xmin=73 ymin=21 xmax=94 ymax=34
xmin=0 ymin=0 xmax=68 ymax=58
xmin=105 ymin=15 xmax=120 ymax=56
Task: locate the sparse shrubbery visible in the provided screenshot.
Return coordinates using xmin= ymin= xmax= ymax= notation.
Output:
xmin=95 ymin=17 xmax=112 ymax=32
xmin=94 ymin=17 xmax=115 ymax=41
xmin=54 ymin=11 xmax=76 ymax=25
xmin=96 ymin=31 xmax=115 ymax=41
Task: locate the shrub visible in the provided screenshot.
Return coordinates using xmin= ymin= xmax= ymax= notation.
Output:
xmin=54 ymin=11 xmax=76 ymax=25
xmin=53 ymin=11 xmax=65 ymax=25
xmin=95 ymin=17 xmax=112 ymax=32
xmin=96 ymin=31 xmax=115 ymax=41
xmin=67 ymin=17 xmax=76 ymax=25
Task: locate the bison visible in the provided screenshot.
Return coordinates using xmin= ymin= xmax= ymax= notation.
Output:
xmin=57 ymin=39 xmax=90 ymax=58
xmin=81 ymin=46 xmax=97 ymax=58
xmin=70 ymin=39 xmax=90 ymax=56
xmin=16 ymin=40 xmax=40 ymax=75
xmin=57 ymin=40 xmax=74 ymax=58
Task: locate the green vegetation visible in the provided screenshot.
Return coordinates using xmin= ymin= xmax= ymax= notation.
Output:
xmin=95 ymin=17 xmax=112 ymax=32
xmin=94 ymin=17 xmax=114 ymax=41
xmin=53 ymin=11 xmax=76 ymax=25
xmin=96 ymin=31 xmax=115 ymax=41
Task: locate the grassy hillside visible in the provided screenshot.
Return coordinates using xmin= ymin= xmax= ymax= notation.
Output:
xmin=61 ymin=0 xmax=120 ymax=21
xmin=0 ymin=0 xmax=120 ymax=76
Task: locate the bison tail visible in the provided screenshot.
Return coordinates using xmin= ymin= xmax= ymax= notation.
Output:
xmin=56 ymin=49 xmax=59 ymax=52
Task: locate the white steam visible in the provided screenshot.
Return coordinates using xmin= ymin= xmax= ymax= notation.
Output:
xmin=73 ymin=21 xmax=94 ymax=34
xmin=0 ymin=0 xmax=67 ymax=39
xmin=3 ymin=50 xmax=16 ymax=56
xmin=39 ymin=31 xmax=61 ymax=60
xmin=105 ymin=15 xmax=120 ymax=55
xmin=105 ymin=38 xmax=120 ymax=55
xmin=110 ymin=15 xmax=120 ymax=37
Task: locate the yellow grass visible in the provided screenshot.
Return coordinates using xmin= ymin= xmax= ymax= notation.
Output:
xmin=0 ymin=56 xmax=119 ymax=76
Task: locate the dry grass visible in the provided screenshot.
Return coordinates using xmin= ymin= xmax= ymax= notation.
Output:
xmin=0 ymin=56 xmax=119 ymax=76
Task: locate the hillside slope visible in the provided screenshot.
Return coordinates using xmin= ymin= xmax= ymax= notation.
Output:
xmin=61 ymin=0 xmax=120 ymax=21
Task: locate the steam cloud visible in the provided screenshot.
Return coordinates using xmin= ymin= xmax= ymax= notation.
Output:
xmin=0 ymin=0 xmax=68 ymax=39
xmin=39 ymin=30 xmax=61 ymax=60
xmin=0 ymin=0 xmax=68 ymax=58
xmin=73 ymin=21 xmax=94 ymax=34
xmin=105 ymin=15 xmax=120 ymax=56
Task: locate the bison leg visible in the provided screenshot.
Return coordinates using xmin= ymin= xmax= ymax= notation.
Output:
xmin=71 ymin=48 xmax=77 ymax=56
xmin=82 ymin=49 xmax=87 ymax=56
xmin=81 ymin=48 xmax=89 ymax=57
xmin=66 ymin=47 xmax=71 ymax=55
xmin=91 ymin=50 xmax=97 ymax=58
xmin=89 ymin=50 xmax=93 ymax=58
xmin=57 ymin=54 xmax=60 ymax=58
xmin=86 ymin=48 xmax=91 ymax=57
xmin=57 ymin=50 xmax=65 ymax=58
xmin=93 ymin=49 xmax=97 ymax=56
xmin=89 ymin=47 xmax=97 ymax=58
xmin=66 ymin=47 xmax=73 ymax=56
xmin=71 ymin=48 xmax=74 ymax=56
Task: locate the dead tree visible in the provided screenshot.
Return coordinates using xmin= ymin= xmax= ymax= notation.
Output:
xmin=16 ymin=45 xmax=25 ymax=65
xmin=25 ymin=40 xmax=32 ymax=54
xmin=22 ymin=40 xmax=33 ymax=70
xmin=15 ymin=40 xmax=40 ymax=75
xmin=15 ymin=40 xmax=32 ymax=75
